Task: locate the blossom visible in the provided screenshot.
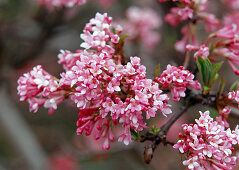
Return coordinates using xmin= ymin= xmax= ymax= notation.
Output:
xmin=174 ymin=111 xmax=239 ymax=170
xmin=80 ymin=12 xmax=121 ymax=54
xmin=228 ymin=88 xmax=239 ymax=106
xmin=186 ymin=44 xmax=209 ymax=60
xmin=155 ymin=65 xmax=201 ymax=101
xmin=60 ymin=52 xmax=172 ymax=148
xmin=160 ymin=0 xmax=219 ymax=52
xmin=221 ymin=0 xmax=239 ymax=10
xmin=17 ymin=12 xmax=172 ymax=150
xmin=118 ymin=6 xmax=162 ymax=49
xmin=216 ymin=107 xmax=231 ymax=128
xmin=175 ymin=26 xmax=197 ymax=53
xmin=17 ymin=65 xmax=68 ymax=114
xmin=208 ymin=25 xmax=239 ymax=75
xmin=223 ymin=12 xmax=239 ymax=34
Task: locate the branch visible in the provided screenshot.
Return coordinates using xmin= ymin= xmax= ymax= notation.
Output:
xmin=140 ymin=93 xmax=215 ymax=163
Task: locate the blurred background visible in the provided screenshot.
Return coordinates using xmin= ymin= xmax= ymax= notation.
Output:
xmin=0 ymin=0 xmax=239 ymax=169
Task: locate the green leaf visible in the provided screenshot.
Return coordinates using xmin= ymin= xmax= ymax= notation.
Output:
xmin=130 ymin=129 xmax=141 ymax=141
xmin=206 ymin=107 xmax=219 ymax=120
xmin=230 ymin=81 xmax=239 ymax=91
xmin=154 ymin=64 xmax=160 ymax=78
xmin=111 ymin=27 xmax=116 ymax=34
xmin=119 ymin=34 xmax=130 ymax=43
xmin=196 ymin=56 xmax=205 ymax=83
xmin=149 ymin=126 xmax=160 ymax=135
xmin=218 ymin=77 xmax=226 ymax=96
xmin=212 ymin=61 xmax=224 ymax=73
xmin=197 ymin=57 xmax=224 ymax=92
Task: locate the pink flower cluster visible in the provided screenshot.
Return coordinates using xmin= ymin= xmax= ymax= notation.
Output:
xmin=216 ymin=106 xmax=231 ymax=128
xmin=209 ymin=25 xmax=239 ymax=75
xmin=228 ymin=88 xmax=239 ymax=106
xmin=160 ymin=0 xmax=219 ymax=53
xmin=187 ymin=24 xmax=239 ymax=75
xmin=80 ymin=12 xmax=121 ymax=54
xmin=38 ymin=0 xmax=86 ymax=7
xmin=174 ymin=111 xmax=239 ymax=170
xmin=160 ymin=0 xmax=219 ymax=32
xmin=221 ymin=0 xmax=239 ymax=10
xmin=186 ymin=44 xmax=209 ymax=60
xmin=17 ymin=13 xmax=172 ymax=150
xmin=119 ymin=6 xmax=162 ymax=49
xmin=223 ymin=12 xmax=239 ymax=34
xmin=17 ymin=65 xmax=68 ymax=114
xmin=155 ymin=65 xmax=201 ymax=101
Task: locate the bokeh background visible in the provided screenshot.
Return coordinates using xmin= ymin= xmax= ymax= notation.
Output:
xmin=0 ymin=0 xmax=239 ymax=169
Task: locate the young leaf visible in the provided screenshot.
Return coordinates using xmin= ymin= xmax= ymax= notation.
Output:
xmin=230 ymin=81 xmax=239 ymax=91
xmin=154 ymin=64 xmax=160 ymax=78
xmin=218 ymin=77 xmax=226 ymax=96
xmin=130 ymin=129 xmax=141 ymax=141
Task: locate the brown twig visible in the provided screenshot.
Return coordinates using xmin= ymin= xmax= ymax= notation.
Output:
xmin=140 ymin=92 xmax=218 ymax=163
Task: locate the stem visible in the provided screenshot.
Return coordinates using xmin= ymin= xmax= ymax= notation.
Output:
xmin=158 ymin=105 xmax=190 ymax=137
xmin=184 ymin=23 xmax=195 ymax=68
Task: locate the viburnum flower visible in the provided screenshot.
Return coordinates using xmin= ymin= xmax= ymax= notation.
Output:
xmin=38 ymin=0 xmax=86 ymax=8
xmin=221 ymin=0 xmax=239 ymax=10
xmin=80 ymin=12 xmax=121 ymax=54
xmin=216 ymin=106 xmax=231 ymax=128
xmin=174 ymin=110 xmax=239 ymax=170
xmin=160 ymin=0 xmax=219 ymax=30
xmin=186 ymin=44 xmax=209 ymax=60
xmin=17 ymin=12 xmax=172 ymax=150
xmin=118 ymin=6 xmax=162 ymax=49
xmin=228 ymin=88 xmax=239 ymax=106
xmin=17 ymin=65 xmax=69 ymax=114
xmin=208 ymin=24 xmax=239 ymax=75
xmin=160 ymin=0 xmax=219 ymax=52
xmin=60 ymin=52 xmax=172 ymax=149
xmin=175 ymin=26 xmax=198 ymax=53
xmin=155 ymin=65 xmax=201 ymax=101
xmin=223 ymin=12 xmax=239 ymax=34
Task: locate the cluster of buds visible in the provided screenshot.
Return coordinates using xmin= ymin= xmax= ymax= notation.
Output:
xmin=17 ymin=13 xmax=172 ymax=150
xmin=155 ymin=65 xmax=201 ymax=101
xmin=174 ymin=111 xmax=239 ymax=169
xmin=118 ymin=6 xmax=162 ymax=49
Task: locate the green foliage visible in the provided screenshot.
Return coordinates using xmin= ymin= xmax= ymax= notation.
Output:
xmin=218 ymin=77 xmax=226 ymax=96
xmin=230 ymin=81 xmax=239 ymax=92
xmin=154 ymin=64 xmax=160 ymax=78
xmin=196 ymin=56 xmax=223 ymax=94
xmin=149 ymin=126 xmax=160 ymax=135
xmin=130 ymin=129 xmax=141 ymax=141
xmin=119 ymin=34 xmax=130 ymax=43
xmin=206 ymin=106 xmax=219 ymax=120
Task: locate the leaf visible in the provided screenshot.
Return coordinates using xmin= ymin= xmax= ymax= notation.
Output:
xmin=206 ymin=106 xmax=219 ymax=120
xmin=197 ymin=57 xmax=224 ymax=91
xmin=196 ymin=56 xmax=205 ymax=84
xmin=111 ymin=27 xmax=116 ymax=34
xmin=149 ymin=126 xmax=160 ymax=135
xmin=130 ymin=129 xmax=141 ymax=141
xmin=154 ymin=64 xmax=160 ymax=78
xmin=119 ymin=34 xmax=130 ymax=43
xmin=218 ymin=77 xmax=226 ymax=96
xmin=230 ymin=81 xmax=239 ymax=91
